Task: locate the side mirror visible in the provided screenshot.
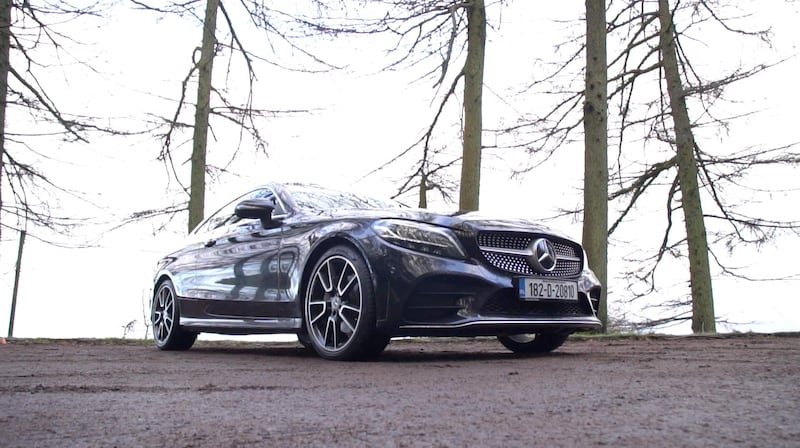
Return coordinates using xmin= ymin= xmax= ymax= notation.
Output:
xmin=235 ymin=199 xmax=277 ymax=228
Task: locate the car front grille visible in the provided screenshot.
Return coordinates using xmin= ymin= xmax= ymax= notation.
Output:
xmin=476 ymin=231 xmax=583 ymax=277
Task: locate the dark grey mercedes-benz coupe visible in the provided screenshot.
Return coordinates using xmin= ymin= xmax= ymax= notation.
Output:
xmin=151 ymin=182 xmax=602 ymax=360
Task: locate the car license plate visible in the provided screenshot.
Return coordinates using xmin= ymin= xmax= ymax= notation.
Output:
xmin=518 ymin=278 xmax=578 ymax=301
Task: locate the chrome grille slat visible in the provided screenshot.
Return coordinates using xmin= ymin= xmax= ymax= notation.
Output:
xmin=477 ymin=231 xmax=583 ymax=277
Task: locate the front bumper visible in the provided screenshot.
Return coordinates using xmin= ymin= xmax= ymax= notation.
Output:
xmin=364 ymin=238 xmax=603 ymax=337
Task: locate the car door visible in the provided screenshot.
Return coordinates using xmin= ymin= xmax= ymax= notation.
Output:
xmin=190 ymin=188 xmax=284 ymax=318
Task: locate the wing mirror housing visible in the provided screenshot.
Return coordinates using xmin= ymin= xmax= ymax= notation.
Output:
xmin=235 ymin=199 xmax=278 ymax=228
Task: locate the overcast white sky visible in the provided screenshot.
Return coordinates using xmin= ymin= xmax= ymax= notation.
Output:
xmin=1 ymin=1 xmax=798 ymax=339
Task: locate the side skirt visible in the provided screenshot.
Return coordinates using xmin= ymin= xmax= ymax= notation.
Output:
xmin=179 ymin=317 xmax=302 ymax=335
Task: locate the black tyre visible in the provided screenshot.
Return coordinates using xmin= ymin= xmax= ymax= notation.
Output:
xmin=296 ymin=331 xmax=313 ymax=349
xmin=152 ymin=280 xmax=197 ymax=351
xmin=497 ymin=332 xmax=569 ymax=354
xmin=304 ymin=246 xmax=381 ymax=361
xmin=363 ymin=332 xmax=392 ymax=358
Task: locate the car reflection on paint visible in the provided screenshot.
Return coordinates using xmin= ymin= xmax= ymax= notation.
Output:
xmin=151 ymin=182 xmax=603 ymax=361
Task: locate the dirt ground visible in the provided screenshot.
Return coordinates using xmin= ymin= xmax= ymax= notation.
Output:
xmin=1 ymin=333 xmax=798 ymax=447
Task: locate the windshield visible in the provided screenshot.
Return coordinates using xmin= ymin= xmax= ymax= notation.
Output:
xmin=285 ymin=185 xmax=399 ymax=211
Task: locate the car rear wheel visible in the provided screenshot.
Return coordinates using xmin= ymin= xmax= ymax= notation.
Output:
xmin=152 ymin=280 xmax=197 ymax=351
xmin=304 ymin=246 xmax=382 ymax=361
xmin=497 ymin=333 xmax=569 ymax=354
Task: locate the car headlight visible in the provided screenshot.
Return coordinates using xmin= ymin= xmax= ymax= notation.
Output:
xmin=372 ymin=219 xmax=466 ymax=259
xmin=579 ymin=267 xmax=600 ymax=291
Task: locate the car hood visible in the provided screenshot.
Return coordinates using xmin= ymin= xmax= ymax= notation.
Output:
xmin=297 ymin=208 xmax=574 ymax=241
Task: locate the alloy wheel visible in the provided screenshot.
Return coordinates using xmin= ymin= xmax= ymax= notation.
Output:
xmin=306 ymin=255 xmax=363 ymax=353
xmin=508 ymin=334 xmax=536 ymax=344
xmin=153 ymin=283 xmax=175 ymax=345
xmin=497 ymin=332 xmax=569 ymax=354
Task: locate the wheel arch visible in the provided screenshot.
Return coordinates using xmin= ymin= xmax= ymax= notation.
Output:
xmin=152 ymin=272 xmax=178 ymax=296
xmin=150 ymin=273 xmax=176 ymax=316
xmin=297 ymin=235 xmax=381 ymax=323
xmin=154 ymin=273 xmax=172 ymax=288
xmin=151 ymin=272 xmax=187 ymax=313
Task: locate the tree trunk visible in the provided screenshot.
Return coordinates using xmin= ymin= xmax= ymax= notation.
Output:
xmin=458 ymin=0 xmax=485 ymax=212
xmin=657 ymin=0 xmax=716 ymax=333
xmin=187 ymin=0 xmax=219 ymax=233
xmin=0 ymin=0 xmax=12 ymax=244
xmin=582 ymin=0 xmax=609 ymax=332
xmin=418 ymin=172 xmax=427 ymax=208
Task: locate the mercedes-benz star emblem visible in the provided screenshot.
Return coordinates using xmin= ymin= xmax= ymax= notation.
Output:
xmin=530 ymin=238 xmax=558 ymax=273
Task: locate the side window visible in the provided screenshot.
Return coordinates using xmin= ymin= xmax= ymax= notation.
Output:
xmin=192 ymin=187 xmax=286 ymax=236
xmin=193 ymin=192 xmax=250 ymax=235
xmin=247 ymin=188 xmax=286 ymax=216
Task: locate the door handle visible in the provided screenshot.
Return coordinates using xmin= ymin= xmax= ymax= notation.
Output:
xmin=205 ymin=239 xmax=217 ymax=248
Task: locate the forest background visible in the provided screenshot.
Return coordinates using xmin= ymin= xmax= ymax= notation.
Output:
xmin=1 ymin=0 xmax=798 ymax=339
